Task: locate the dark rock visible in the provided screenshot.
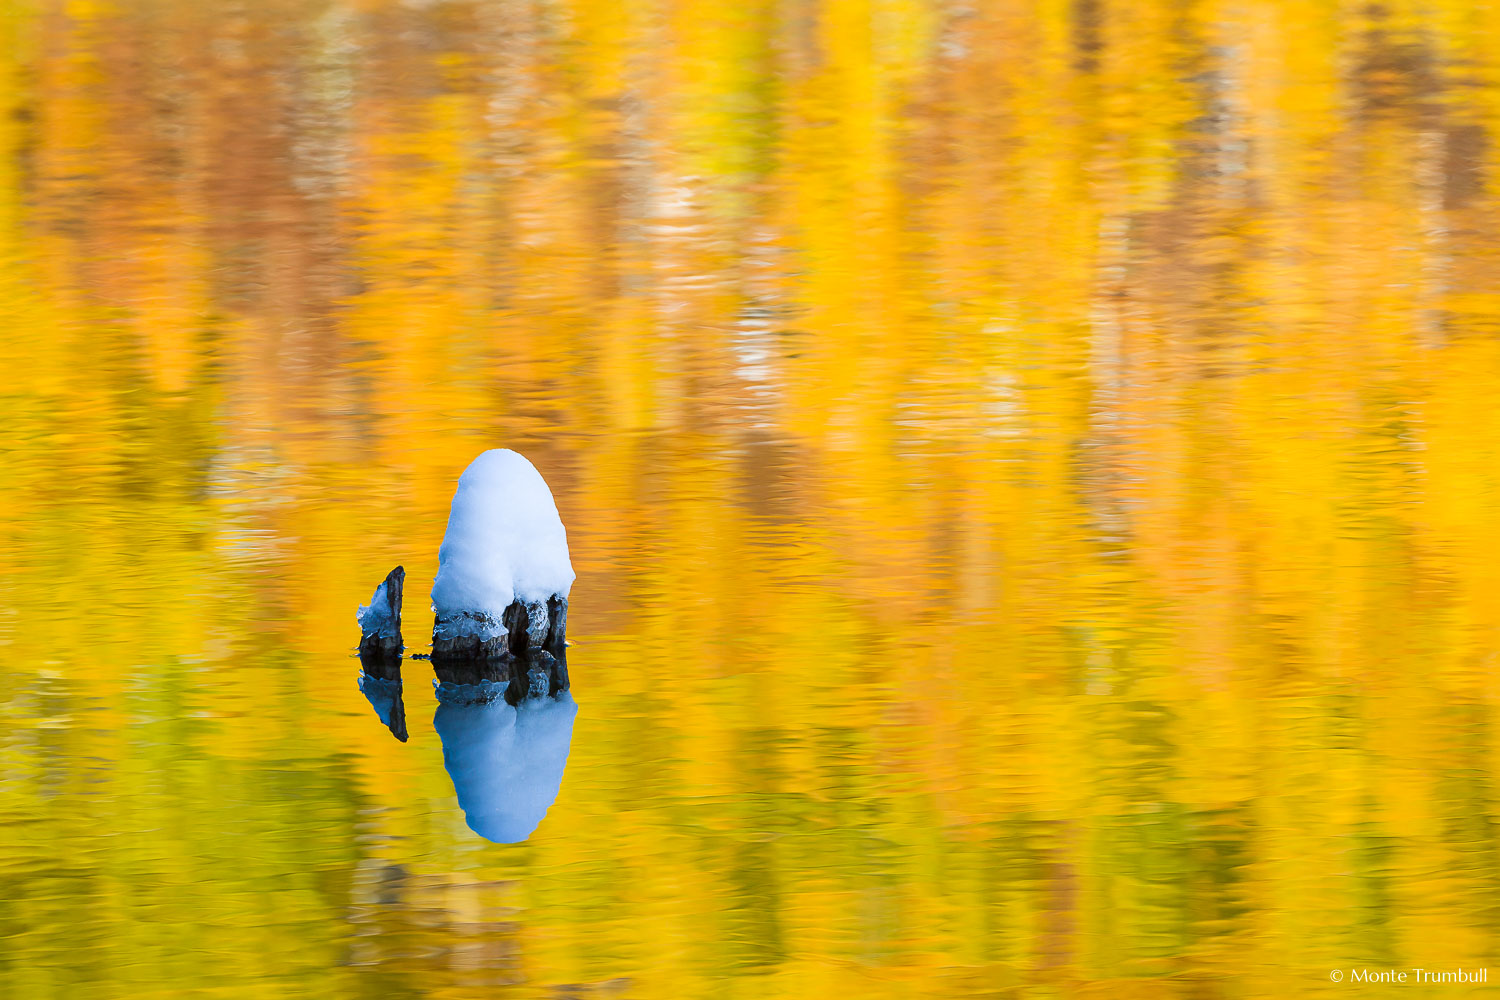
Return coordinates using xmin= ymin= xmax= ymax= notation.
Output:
xmin=357 ymin=565 xmax=408 ymax=741
xmin=430 ymin=595 xmax=569 ymax=704
xmin=544 ymin=595 xmax=567 ymax=658
xmin=358 ymin=565 xmax=405 ymax=658
xmin=502 ymin=601 xmax=531 ymax=652
xmin=431 ymin=612 xmax=511 ymax=663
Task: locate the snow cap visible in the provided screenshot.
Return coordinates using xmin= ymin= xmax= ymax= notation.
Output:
xmin=431 ymin=449 xmax=575 ymax=618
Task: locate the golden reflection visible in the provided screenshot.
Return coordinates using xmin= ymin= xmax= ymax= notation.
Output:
xmin=3 ymin=0 xmax=1500 ymax=996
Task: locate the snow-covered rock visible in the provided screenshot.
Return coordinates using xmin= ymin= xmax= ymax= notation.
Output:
xmin=358 ymin=580 xmax=394 ymax=637
xmin=431 ymin=449 xmax=574 ymax=628
xmin=358 ymin=565 xmax=406 ymax=657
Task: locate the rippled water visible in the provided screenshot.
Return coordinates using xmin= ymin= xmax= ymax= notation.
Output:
xmin=4 ymin=1 xmax=1500 ymax=996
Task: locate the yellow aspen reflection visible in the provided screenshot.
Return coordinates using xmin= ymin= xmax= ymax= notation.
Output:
xmin=2 ymin=0 xmax=1500 ymax=996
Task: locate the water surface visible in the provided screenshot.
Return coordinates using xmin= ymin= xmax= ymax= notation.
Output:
xmin=3 ymin=1 xmax=1500 ymax=996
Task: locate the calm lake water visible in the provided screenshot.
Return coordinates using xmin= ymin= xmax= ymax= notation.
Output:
xmin=4 ymin=1 xmax=1500 ymax=996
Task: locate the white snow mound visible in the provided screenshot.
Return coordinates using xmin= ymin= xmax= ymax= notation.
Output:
xmin=430 ymin=449 xmax=575 ymax=619
xmin=357 ymin=579 xmax=396 ymax=637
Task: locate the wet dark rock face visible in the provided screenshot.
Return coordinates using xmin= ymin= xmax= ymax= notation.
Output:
xmin=431 ymin=596 xmax=569 ymax=704
xmin=358 ymin=565 xmax=570 ymax=724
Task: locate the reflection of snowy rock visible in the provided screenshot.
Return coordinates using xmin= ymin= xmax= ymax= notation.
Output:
xmin=358 ymin=644 xmax=411 ymax=746
xmin=429 ymin=450 xmax=573 ymax=699
xmin=358 ymin=671 xmax=408 ymax=742
xmin=434 ymin=685 xmax=577 ymax=843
